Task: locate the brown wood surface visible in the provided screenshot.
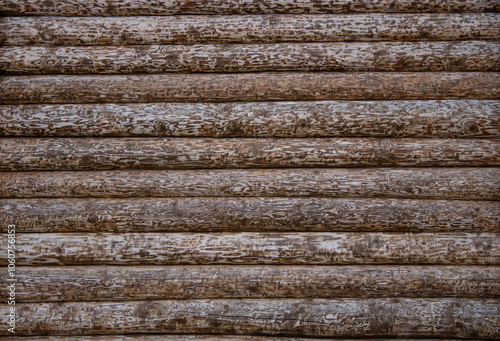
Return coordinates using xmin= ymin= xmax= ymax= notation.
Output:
xmin=1 ymin=168 xmax=498 ymax=200
xmin=1 ymin=138 xmax=498 ymax=171
xmin=0 ymin=299 xmax=498 ymax=337
xmin=1 ymin=265 xmax=497 ymax=302
xmin=2 ymin=73 xmax=499 ymax=104
xmin=2 ymin=41 xmax=499 ymax=74
xmin=1 ymin=14 xmax=498 ymax=46
xmin=0 ymin=337 xmax=482 ymax=341
xmin=2 ymin=0 xmax=498 ymax=15
xmin=4 ymin=232 xmax=498 ymax=265
xmin=2 ymin=100 xmax=498 ymax=138
xmin=2 ymin=197 xmax=498 ymax=233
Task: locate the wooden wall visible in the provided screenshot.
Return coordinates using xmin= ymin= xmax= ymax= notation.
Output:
xmin=0 ymin=0 xmax=499 ymax=339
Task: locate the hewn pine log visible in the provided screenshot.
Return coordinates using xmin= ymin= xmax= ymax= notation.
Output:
xmin=2 ymin=100 xmax=499 ymax=138
xmin=2 ymin=73 xmax=499 ymax=104
xmin=2 ymin=41 xmax=499 ymax=74
xmin=0 ymin=138 xmax=498 ymax=171
xmin=2 ymin=197 xmax=499 ymax=233
xmin=1 ymin=0 xmax=498 ymax=16
xmin=4 ymin=232 xmax=498 ymax=265
xmin=1 ymin=14 xmax=498 ymax=46
xmin=2 ymin=265 xmax=497 ymax=302
xmin=1 ymin=299 xmax=498 ymax=337
xmin=1 ymin=168 xmax=498 ymax=200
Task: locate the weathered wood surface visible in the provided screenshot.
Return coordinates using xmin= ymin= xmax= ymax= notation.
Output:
xmin=2 ymin=198 xmax=499 ymax=233
xmin=2 ymin=100 xmax=499 ymax=138
xmin=1 ymin=14 xmax=499 ymax=46
xmin=2 ymin=0 xmax=498 ymax=16
xmin=1 ymin=168 xmax=498 ymax=200
xmin=1 ymin=299 xmax=498 ymax=337
xmin=2 ymin=41 xmax=499 ymax=74
xmin=0 ymin=338 xmax=480 ymax=341
xmin=0 ymin=337 xmax=339 ymax=341
xmin=2 ymin=73 xmax=499 ymax=104
xmin=1 ymin=138 xmax=499 ymax=171
xmin=4 ymin=232 xmax=498 ymax=265
xmin=2 ymin=265 xmax=497 ymax=302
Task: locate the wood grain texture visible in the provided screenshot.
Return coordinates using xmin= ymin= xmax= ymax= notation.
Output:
xmin=2 ymin=197 xmax=499 ymax=233
xmin=0 ymin=299 xmax=498 ymax=337
xmin=1 ymin=168 xmax=498 ymax=200
xmin=2 ymin=41 xmax=499 ymax=74
xmin=2 ymin=72 xmax=499 ymax=104
xmin=2 ymin=265 xmax=497 ymax=302
xmin=4 ymin=232 xmax=498 ymax=265
xmin=1 ymin=337 xmax=463 ymax=341
xmin=1 ymin=14 xmax=499 ymax=46
xmin=1 ymin=138 xmax=499 ymax=171
xmin=2 ymin=0 xmax=498 ymax=15
xmin=2 ymin=100 xmax=499 ymax=138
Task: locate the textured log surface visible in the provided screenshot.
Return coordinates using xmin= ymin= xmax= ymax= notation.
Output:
xmin=1 ymin=168 xmax=498 ymax=200
xmin=1 ymin=337 xmax=461 ymax=341
xmin=2 ymin=73 xmax=499 ymax=104
xmin=2 ymin=0 xmax=499 ymax=16
xmin=2 ymin=41 xmax=499 ymax=74
xmin=0 ymin=299 xmax=498 ymax=337
xmin=2 ymin=265 xmax=497 ymax=302
xmin=2 ymin=197 xmax=499 ymax=233
xmin=2 ymin=100 xmax=499 ymax=138
xmin=4 ymin=232 xmax=498 ymax=265
xmin=1 ymin=14 xmax=499 ymax=46
xmin=1 ymin=138 xmax=499 ymax=171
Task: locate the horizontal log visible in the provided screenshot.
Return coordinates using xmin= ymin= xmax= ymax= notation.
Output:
xmin=1 ymin=138 xmax=499 ymax=171
xmin=1 ymin=0 xmax=498 ymax=15
xmin=2 ymin=100 xmax=499 ymax=138
xmin=3 ymin=232 xmax=498 ymax=265
xmin=1 ymin=168 xmax=498 ymax=200
xmin=3 ymin=197 xmax=499 ymax=233
xmin=2 ymin=73 xmax=499 ymax=104
xmin=0 ymin=299 xmax=498 ymax=337
xmin=1 ymin=14 xmax=498 ymax=46
xmin=2 ymin=41 xmax=499 ymax=74
xmin=0 ymin=335 xmax=446 ymax=340
xmin=2 ymin=265 xmax=497 ymax=302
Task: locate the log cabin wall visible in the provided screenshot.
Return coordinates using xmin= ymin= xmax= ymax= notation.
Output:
xmin=0 ymin=0 xmax=499 ymax=339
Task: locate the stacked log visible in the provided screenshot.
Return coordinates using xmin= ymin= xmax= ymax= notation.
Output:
xmin=0 ymin=0 xmax=498 ymax=338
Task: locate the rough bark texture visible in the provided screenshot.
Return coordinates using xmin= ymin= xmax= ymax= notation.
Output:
xmin=4 ymin=232 xmax=498 ymax=265
xmin=1 ymin=265 xmax=497 ymax=302
xmin=2 ymin=73 xmax=499 ymax=104
xmin=1 ymin=14 xmax=499 ymax=46
xmin=1 ymin=0 xmax=499 ymax=15
xmin=1 ymin=138 xmax=498 ymax=171
xmin=1 ymin=168 xmax=498 ymax=200
xmin=0 ymin=299 xmax=498 ymax=337
xmin=2 ymin=41 xmax=499 ymax=74
xmin=2 ymin=100 xmax=498 ymax=138
xmin=2 ymin=197 xmax=499 ymax=233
